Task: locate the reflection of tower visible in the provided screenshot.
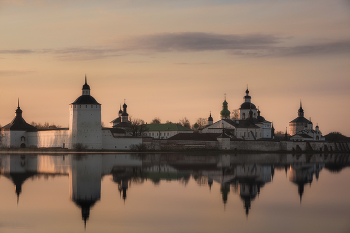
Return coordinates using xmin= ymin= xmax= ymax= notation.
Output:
xmin=289 ymin=164 xmax=315 ymax=203
xmin=118 ymin=179 xmax=129 ymax=202
xmin=208 ymin=178 xmax=213 ymax=191
xmin=239 ymin=182 xmax=258 ymax=216
xmin=70 ymin=154 xmax=102 ymax=228
xmin=220 ymin=183 xmax=230 ymax=206
xmin=5 ymin=173 xmax=36 ymax=204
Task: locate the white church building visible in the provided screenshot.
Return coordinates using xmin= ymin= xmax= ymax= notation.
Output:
xmin=201 ymin=88 xmax=273 ymax=140
xmin=1 ymin=77 xmax=142 ymax=150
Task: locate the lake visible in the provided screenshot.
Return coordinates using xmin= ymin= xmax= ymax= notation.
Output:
xmin=1 ymin=153 xmax=349 ymax=233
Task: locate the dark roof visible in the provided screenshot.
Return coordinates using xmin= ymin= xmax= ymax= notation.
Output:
xmin=240 ymin=102 xmax=256 ymax=110
xmin=2 ymin=108 xmax=37 ymax=131
xmin=145 ymin=123 xmax=192 ymax=132
xmin=235 ymin=118 xmax=260 ymax=128
xmin=289 ymin=117 xmax=312 ymax=124
xmin=113 ymin=122 xmax=131 ymax=128
xmin=72 ymin=95 xmax=100 ymax=105
xmin=103 ymin=127 xmax=126 ymax=134
xmin=121 ymin=112 xmax=129 ymax=116
xmin=168 ymin=133 xmax=221 ymax=141
xmin=110 ymin=117 xmax=121 ymax=124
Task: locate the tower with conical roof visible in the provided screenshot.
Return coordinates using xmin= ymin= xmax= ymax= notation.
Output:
xmin=289 ymin=101 xmax=313 ymax=136
xmin=69 ymin=76 xmax=102 ymax=149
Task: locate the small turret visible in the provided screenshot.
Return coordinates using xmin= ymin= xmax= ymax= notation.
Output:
xmin=82 ymin=75 xmax=91 ymax=96
xmin=208 ymin=112 xmax=213 ymax=125
xmin=298 ymin=100 xmax=304 ymax=117
xmin=121 ymin=100 xmax=129 ymax=122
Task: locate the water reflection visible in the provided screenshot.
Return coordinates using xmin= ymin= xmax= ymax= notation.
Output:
xmin=1 ymin=153 xmax=350 ymax=230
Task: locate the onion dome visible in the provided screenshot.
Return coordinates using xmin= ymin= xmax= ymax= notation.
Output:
xmin=220 ymin=100 xmax=231 ymax=119
xmin=119 ymin=105 xmax=123 ymax=114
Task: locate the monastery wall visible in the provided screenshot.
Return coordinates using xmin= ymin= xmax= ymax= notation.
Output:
xmin=26 ymin=130 xmax=70 ymax=148
xmin=102 ymin=130 xmax=142 ymax=150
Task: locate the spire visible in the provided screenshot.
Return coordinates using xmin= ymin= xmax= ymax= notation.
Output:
xmin=298 ymin=100 xmax=304 ymax=117
xmin=82 ymin=75 xmax=91 ymax=95
xmin=18 ymin=98 xmax=19 ymax=108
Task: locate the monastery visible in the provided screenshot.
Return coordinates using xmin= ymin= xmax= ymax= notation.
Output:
xmin=0 ymin=77 xmax=330 ymax=151
xmin=0 ymin=78 xmax=142 ymax=149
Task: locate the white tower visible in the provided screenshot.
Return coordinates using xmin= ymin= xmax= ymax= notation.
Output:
xmin=68 ymin=76 xmax=102 ymax=149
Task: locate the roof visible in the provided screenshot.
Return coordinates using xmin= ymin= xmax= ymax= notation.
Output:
xmin=144 ymin=123 xmax=193 ymax=132
xmin=289 ymin=117 xmax=312 ymax=124
xmin=72 ymin=95 xmax=100 ymax=105
xmin=113 ymin=122 xmax=131 ymax=128
xmin=110 ymin=117 xmax=121 ymax=124
xmin=103 ymin=127 xmax=126 ymax=134
xmin=240 ymin=102 xmax=256 ymax=110
xmin=2 ymin=108 xmax=37 ymax=131
xmin=235 ymin=118 xmax=260 ymax=128
xmin=168 ymin=133 xmax=220 ymax=141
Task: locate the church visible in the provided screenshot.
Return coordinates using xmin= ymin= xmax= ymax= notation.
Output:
xmin=0 ymin=77 xmax=142 ymax=150
xmin=288 ymin=102 xmax=325 ymax=141
xmin=201 ymin=88 xmax=274 ymax=140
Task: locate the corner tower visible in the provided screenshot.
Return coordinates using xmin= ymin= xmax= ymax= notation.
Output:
xmin=69 ymin=76 xmax=102 ymax=149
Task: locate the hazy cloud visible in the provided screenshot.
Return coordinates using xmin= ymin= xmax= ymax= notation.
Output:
xmin=0 ymin=49 xmax=34 ymax=54
xmin=121 ymin=32 xmax=281 ymax=52
xmin=0 ymin=70 xmax=36 ymax=76
xmin=1 ymin=32 xmax=350 ymax=60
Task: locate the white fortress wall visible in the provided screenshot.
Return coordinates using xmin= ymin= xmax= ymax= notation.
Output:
xmin=27 ymin=130 xmax=70 ymax=148
xmin=102 ymin=129 xmax=142 ymax=150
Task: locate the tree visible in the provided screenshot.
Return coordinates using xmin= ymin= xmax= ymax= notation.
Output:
xmin=165 ymin=120 xmax=173 ymax=124
xmin=31 ymin=121 xmax=61 ymax=129
xmin=192 ymin=118 xmax=207 ymax=131
xmin=129 ymin=118 xmax=148 ymax=136
xmin=231 ymin=109 xmax=239 ymax=119
xmin=178 ymin=117 xmax=191 ymax=129
xmin=151 ymin=117 xmax=161 ymax=124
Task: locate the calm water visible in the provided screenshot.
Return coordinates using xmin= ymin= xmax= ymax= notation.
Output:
xmin=0 ymin=153 xmax=350 ymax=233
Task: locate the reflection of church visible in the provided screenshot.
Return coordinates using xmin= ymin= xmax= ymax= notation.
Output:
xmin=1 ymin=153 xmax=349 ymax=225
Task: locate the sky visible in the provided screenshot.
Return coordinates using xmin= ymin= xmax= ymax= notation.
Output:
xmin=0 ymin=0 xmax=349 ymax=135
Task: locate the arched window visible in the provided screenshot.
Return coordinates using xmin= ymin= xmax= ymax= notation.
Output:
xmin=242 ymin=113 xmax=246 ymax=120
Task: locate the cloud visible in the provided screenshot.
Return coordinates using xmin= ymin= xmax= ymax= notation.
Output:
xmin=0 ymin=49 xmax=34 ymax=54
xmin=0 ymin=70 xmax=36 ymax=76
xmin=1 ymin=32 xmax=350 ymax=60
xmin=121 ymin=32 xmax=281 ymax=52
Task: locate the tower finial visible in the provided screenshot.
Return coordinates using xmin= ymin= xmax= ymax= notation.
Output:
xmin=85 ymin=74 xmax=87 ymax=85
xmin=224 ymin=93 xmax=226 ymax=100
xmin=300 ymin=99 xmax=302 ymax=109
xmin=18 ymin=98 xmax=19 ymax=108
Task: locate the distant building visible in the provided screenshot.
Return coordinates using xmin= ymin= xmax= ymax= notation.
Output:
xmin=201 ymin=88 xmax=273 ymax=140
xmin=143 ymin=123 xmax=193 ymax=139
xmin=289 ymin=102 xmax=325 ymax=141
xmin=0 ymin=77 xmax=142 ymax=150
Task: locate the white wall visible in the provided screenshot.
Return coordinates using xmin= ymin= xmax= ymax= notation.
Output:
xmin=69 ymin=104 xmax=102 ymax=149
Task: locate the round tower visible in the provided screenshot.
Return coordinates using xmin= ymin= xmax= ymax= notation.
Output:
xmin=69 ymin=76 xmax=102 ymax=149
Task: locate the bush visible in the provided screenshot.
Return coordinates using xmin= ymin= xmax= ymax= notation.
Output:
xmin=130 ymin=143 xmax=147 ymax=152
xmin=73 ymin=143 xmax=88 ymax=151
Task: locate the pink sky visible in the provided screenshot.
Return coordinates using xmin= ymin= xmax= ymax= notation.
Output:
xmin=1 ymin=0 xmax=350 ymax=135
